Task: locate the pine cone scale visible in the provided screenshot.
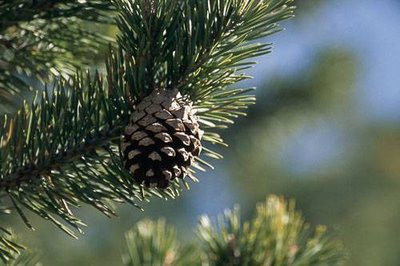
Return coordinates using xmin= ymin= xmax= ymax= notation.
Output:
xmin=121 ymin=89 xmax=202 ymax=188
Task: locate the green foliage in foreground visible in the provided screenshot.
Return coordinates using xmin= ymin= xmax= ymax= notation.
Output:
xmin=123 ymin=195 xmax=344 ymax=266
xmin=3 ymin=195 xmax=344 ymax=265
xmin=123 ymin=219 xmax=199 ymax=266
xmin=0 ymin=226 xmax=39 ymax=266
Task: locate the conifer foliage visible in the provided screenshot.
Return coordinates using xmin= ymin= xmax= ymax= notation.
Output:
xmin=0 ymin=0 xmax=300 ymax=262
xmin=0 ymin=0 xmax=114 ymax=113
xmin=122 ymin=196 xmax=344 ymax=266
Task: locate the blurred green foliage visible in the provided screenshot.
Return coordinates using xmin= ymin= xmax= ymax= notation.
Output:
xmin=226 ymin=47 xmax=400 ymax=266
xmin=122 ymin=219 xmax=199 ymax=266
xmin=123 ymin=196 xmax=343 ymax=266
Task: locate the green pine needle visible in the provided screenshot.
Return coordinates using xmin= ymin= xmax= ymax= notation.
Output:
xmin=122 ymin=195 xmax=345 ymax=266
xmin=0 ymin=226 xmax=25 ymax=264
xmin=122 ymin=219 xmax=199 ymax=266
xmin=0 ymin=0 xmax=115 ymax=113
xmin=197 ymin=195 xmax=345 ymax=265
xmin=0 ymin=0 xmax=295 ymax=247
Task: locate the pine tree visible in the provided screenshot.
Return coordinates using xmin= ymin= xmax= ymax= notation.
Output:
xmin=0 ymin=0 xmax=343 ymax=264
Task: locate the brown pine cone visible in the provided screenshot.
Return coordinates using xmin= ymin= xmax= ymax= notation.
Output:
xmin=120 ymin=89 xmax=203 ymax=188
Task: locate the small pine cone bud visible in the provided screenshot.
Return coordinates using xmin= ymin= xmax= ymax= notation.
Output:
xmin=120 ymin=89 xmax=203 ymax=188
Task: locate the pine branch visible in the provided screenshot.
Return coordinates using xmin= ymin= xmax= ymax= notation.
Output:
xmin=0 ymin=0 xmax=112 ymax=27
xmin=0 ymin=67 xmax=184 ymax=237
xmin=122 ymin=219 xmax=199 ymax=266
xmin=122 ymin=196 xmax=345 ymax=266
xmin=115 ymin=0 xmax=295 ymax=153
xmin=0 ymin=0 xmax=294 ymax=243
xmin=0 ymin=0 xmax=115 ymax=113
xmin=197 ymin=195 xmax=345 ymax=265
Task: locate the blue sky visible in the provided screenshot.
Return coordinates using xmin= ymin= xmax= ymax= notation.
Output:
xmin=188 ymin=0 xmax=400 ymax=217
xmin=256 ymin=0 xmax=400 ymax=175
xmin=255 ymin=0 xmax=400 ymax=122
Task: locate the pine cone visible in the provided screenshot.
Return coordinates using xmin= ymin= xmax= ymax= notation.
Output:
xmin=120 ymin=89 xmax=203 ymax=188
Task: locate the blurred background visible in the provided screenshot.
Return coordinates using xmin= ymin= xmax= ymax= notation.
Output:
xmin=3 ymin=0 xmax=400 ymax=265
